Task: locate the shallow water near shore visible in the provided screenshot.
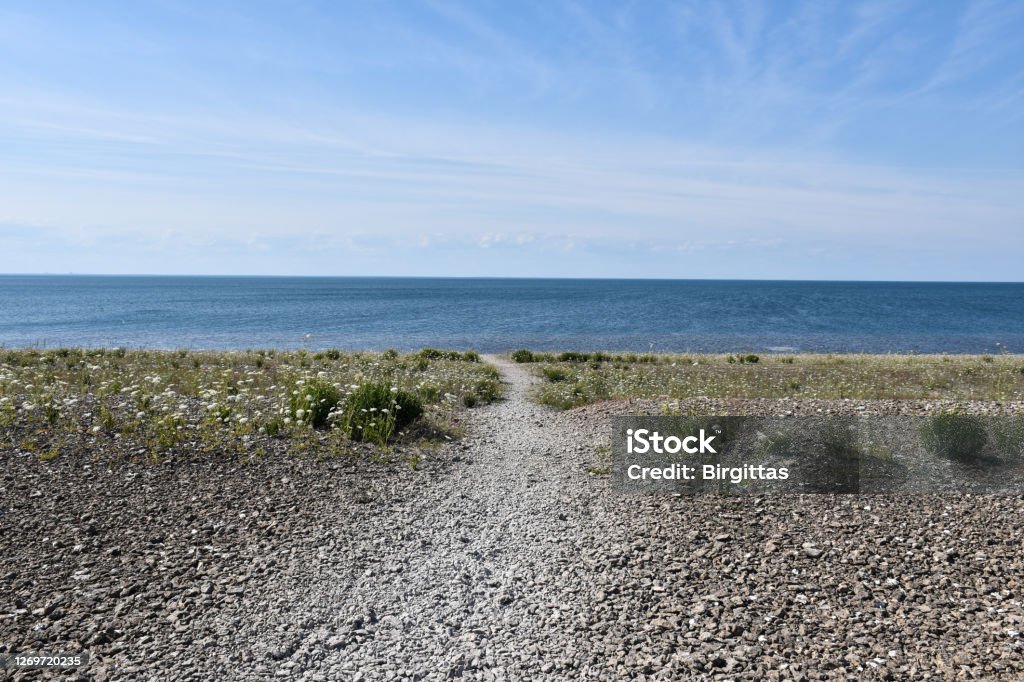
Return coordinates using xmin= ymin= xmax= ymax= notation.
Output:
xmin=1 ymin=275 xmax=1022 ymax=353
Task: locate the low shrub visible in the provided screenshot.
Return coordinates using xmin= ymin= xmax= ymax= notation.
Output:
xmin=341 ymin=383 xmax=423 ymax=443
xmin=992 ymin=419 xmax=1024 ymax=459
xmin=511 ymin=349 xmax=534 ymax=363
xmin=921 ymin=413 xmax=988 ymax=462
xmin=290 ymin=379 xmax=342 ymax=428
xmin=419 ymin=348 xmax=478 ymax=362
xmin=543 ymin=367 xmax=569 ymax=382
xmin=472 ymin=378 xmax=502 ymax=403
xmin=728 ymin=354 xmax=760 ymax=364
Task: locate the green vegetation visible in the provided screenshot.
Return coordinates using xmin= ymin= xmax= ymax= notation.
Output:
xmin=542 ymin=366 xmax=569 ymax=382
xmin=0 ymin=347 xmax=501 ymax=463
xmin=418 ymin=348 xmax=480 ymax=362
xmin=992 ymin=420 xmax=1024 ymax=459
xmin=515 ymin=351 xmax=1024 ymax=409
xmin=514 ymin=350 xmax=660 ymax=364
xmin=921 ymin=413 xmax=989 ymax=462
xmin=726 ymin=354 xmax=760 ymax=364
xmin=289 ymin=378 xmax=342 ymax=428
xmin=511 ymin=349 xmax=535 ymax=363
xmin=339 ymin=383 xmax=424 ymax=446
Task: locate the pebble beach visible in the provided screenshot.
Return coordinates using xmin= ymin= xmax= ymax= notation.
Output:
xmin=3 ymin=357 xmax=1023 ymax=680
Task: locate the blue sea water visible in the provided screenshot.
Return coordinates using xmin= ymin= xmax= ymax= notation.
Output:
xmin=0 ymin=276 xmax=1022 ymax=354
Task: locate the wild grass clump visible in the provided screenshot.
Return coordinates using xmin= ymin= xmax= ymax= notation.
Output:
xmin=558 ymin=351 xmax=590 ymax=362
xmin=341 ymin=383 xmax=423 ymax=444
xmin=921 ymin=413 xmax=988 ymax=462
xmin=511 ymin=349 xmax=673 ymax=365
xmin=290 ymin=379 xmax=342 ymax=428
xmin=472 ymin=374 xmax=503 ymax=403
xmin=726 ymin=354 xmax=760 ymax=364
xmin=542 ymin=367 xmax=569 ymax=382
xmin=992 ymin=419 xmax=1024 ymax=459
xmin=511 ymin=349 xmax=535 ymax=363
xmin=419 ymin=348 xmax=480 ymax=362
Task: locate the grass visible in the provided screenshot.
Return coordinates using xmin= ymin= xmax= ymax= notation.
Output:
xmin=289 ymin=378 xmax=342 ymax=428
xmin=517 ymin=351 xmax=1024 ymax=409
xmin=0 ymin=347 xmax=502 ymax=463
xmin=920 ymin=413 xmax=989 ymax=462
xmin=340 ymin=383 xmax=423 ymax=445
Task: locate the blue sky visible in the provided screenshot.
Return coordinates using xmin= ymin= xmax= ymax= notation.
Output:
xmin=1 ymin=0 xmax=1022 ymax=280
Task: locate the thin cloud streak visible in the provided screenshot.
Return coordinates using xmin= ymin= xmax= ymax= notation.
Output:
xmin=0 ymin=0 xmax=1021 ymax=279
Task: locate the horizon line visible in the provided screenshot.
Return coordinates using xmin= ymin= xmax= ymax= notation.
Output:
xmin=1 ymin=273 xmax=1022 ymax=285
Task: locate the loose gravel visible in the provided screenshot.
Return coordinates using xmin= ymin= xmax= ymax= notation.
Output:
xmin=2 ymin=357 xmax=1023 ymax=680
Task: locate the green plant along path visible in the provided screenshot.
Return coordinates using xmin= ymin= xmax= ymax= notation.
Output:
xmin=0 ymin=348 xmax=502 ymax=462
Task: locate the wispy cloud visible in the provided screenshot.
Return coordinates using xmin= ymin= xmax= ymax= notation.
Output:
xmin=0 ymin=0 xmax=1021 ymax=279
xmin=922 ymin=0 xmax=1024 ymax=94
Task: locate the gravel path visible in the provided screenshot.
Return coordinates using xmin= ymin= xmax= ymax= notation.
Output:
xmin=251 ymin=355 xmax=609 ymax=680
xmin=3 ymin=357 xmax=1024 ymax=680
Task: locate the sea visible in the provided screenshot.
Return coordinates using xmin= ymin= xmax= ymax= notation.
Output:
xmin=0 ymin=276 xmax=1022 ymax=354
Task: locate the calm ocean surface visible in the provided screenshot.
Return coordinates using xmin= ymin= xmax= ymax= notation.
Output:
xmin=0 ymin=276 xmax=1022 ymax=354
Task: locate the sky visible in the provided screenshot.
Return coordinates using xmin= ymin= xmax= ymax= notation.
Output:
xmin=1 ymin=0 xmax=1022 ymax=280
